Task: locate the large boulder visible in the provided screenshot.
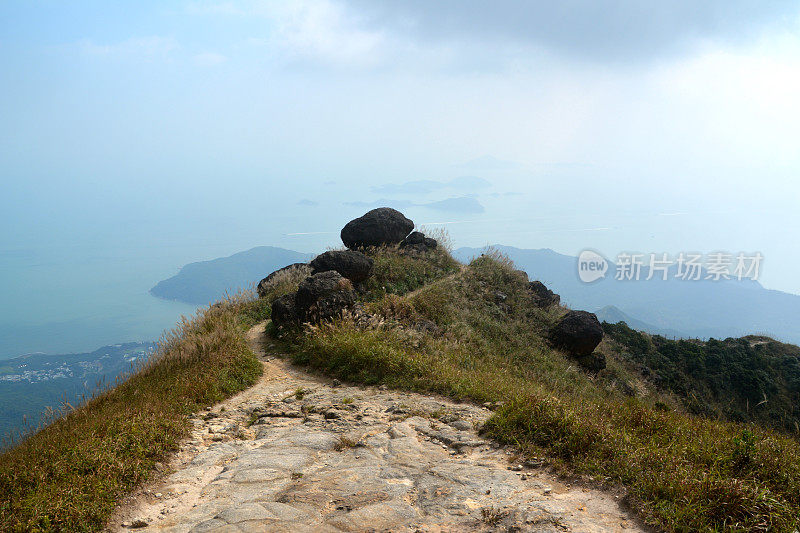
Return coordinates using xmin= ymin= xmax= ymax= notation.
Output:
xmin=295 ymin=271 xmax=356 ymax=323
xmin=309 ymin=250 xmax=374 ymax=283
xmin=341 ymin=208 xmax=414 ymax=249
xmin=529 ymin=281 xmax=560 ymax=308
xmin=257 ymin=263 xmax=309 ymax=298
xmin=549 ymin=310 xmax=603 ymax=358
xmin=270 ymin=293 xmax=300 ymax=329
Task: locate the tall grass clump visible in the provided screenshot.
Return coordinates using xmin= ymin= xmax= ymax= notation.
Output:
xmin=0 ymin=296 xmax=262 ymax=532
xmin=359 ymin=243 xmax=460 ymax=299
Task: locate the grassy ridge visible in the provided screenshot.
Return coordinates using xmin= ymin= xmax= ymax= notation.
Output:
xmin=286 ymin=250 xmax=800 ymax=532
xmin=0 ymin=298 xmax=262 ymax=532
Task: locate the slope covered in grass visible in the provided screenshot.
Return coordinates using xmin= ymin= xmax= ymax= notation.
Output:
xmin=604 ymin=321 xmax=800 ymax=436
xmin=272 ymin=247 xmax=800 ymax=532
xmin=0 ymin=299 xmax=262 ymax=532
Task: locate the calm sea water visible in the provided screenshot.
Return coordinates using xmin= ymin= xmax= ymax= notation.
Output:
xmin=0 ymin=243 xmax=204 ymax=360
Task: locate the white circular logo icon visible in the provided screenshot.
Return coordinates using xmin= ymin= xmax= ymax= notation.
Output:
xmin=577 ymin=250 xmax=608 ymax=283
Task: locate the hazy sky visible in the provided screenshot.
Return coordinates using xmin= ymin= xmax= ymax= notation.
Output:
xmin=2 ymin=1 xmax=800 ymax=292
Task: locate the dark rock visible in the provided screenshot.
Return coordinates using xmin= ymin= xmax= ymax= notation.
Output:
xmin=528 ymin=280 xmax=560 ymax=308
xmin=341 ymin=207 xmax=414 ymax=249
xmin=295 ymin=271 xmax=356 ymax=323
xmin=575 ymin=351 xmax=607 ymax=372
xmin=400 ymin=231 xmax=438 ymax=252
xmin=296 ymin=271 xmax=350 ymax=310
xmin=257 ymin=263 xmax=308 ymax=298
xmin=400 ymin=231 xmax=425 ymax=246
xmin=309 ymin=250 xmax=373 ymax=283
xmin=549 ymin=310 xmax=603 ymax=358
xmin=271 ymin=293 xmax=300 ymax=328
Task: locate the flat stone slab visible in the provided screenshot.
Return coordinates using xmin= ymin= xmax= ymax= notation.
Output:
xmin=111 ymin=322 xmax=644 ymax=533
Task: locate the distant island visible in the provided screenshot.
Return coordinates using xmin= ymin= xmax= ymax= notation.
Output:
xmin=150 ymin=246 xmax=314 ymax=305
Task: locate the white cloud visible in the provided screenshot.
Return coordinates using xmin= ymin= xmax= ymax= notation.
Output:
xmin=269 ymin=0 xmax=385 ymax=67
xmin=190 ymin=0 xmax=387 ymax=68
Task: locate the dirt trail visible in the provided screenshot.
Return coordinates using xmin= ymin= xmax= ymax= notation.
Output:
xmin=111 ymin=322 xmax=644 ymax=532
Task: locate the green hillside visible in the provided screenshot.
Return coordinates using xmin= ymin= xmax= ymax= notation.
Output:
xmin=603 ymin=321 xmax=800 ymax=435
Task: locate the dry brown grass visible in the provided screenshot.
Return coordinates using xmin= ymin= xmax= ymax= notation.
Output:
xmin=260 ymin=264 xmax=311 ymax=299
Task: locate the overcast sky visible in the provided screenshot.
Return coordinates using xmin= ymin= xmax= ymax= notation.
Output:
xmin=2 ymin=1 xmax=800 ymax=293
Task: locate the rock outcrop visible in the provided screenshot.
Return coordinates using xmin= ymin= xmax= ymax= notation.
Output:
xmin=309 ymin=250 xmax=373 ymax=283
xmin=549 ymin=310 xmax=605 ymax=370
xmin=340 ymin=207 xmax=414 ymax=249
xmin=270 ymin=293 xmax=299 ymax=327
xmin=295 ymin=271 xmax=357 ymax=323
xmin=272 ymin=271 xmax=357 ymax=329
xmin=529 ymin=280 xmax=560 ymax=308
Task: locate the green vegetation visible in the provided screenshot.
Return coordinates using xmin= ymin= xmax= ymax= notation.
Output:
xmin=280 ymin=249 xmax=800 ymax=532
xmin=359 ymin=239 xmax=461 ymax=300
xmin=0 ymin=298 xmax=262 ymax=532
xmin=604 ymin=321 xmax=800 ymax=436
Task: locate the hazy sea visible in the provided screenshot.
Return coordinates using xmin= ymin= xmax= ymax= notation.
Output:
xmin=0 ymin=242 xmax=203 ymax=360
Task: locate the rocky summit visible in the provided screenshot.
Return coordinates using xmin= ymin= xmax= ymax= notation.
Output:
xmin=399 ymin=231 xmax=438 ymax=254
xmin=267 ymin=208 xmax=445 ymax=330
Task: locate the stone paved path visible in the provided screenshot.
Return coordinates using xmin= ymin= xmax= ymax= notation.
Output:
xmin=111 ymin=323 xmax=644 ymax=533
